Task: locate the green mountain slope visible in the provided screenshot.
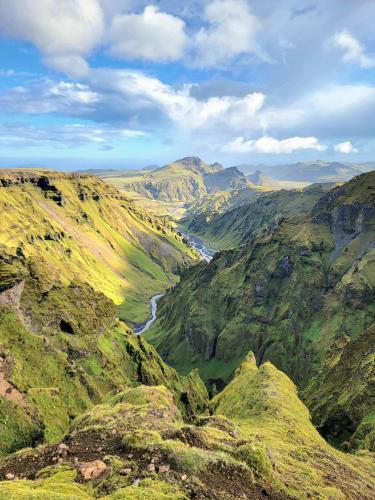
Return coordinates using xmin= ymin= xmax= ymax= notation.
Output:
xmin=145 ymin=172 xmax=375 ymax=398
xmin=0 ymin=170 xmax=196 ymax=323
xmin=181 ymin=183 xmax=335 ymax=250
xmin=304 ymin=324 xmax=375 ymax=451
xmin=0 ymin=354 xmax=373 ymax=499
xmin=0 ymin=249 xmax=208 ymax=457
xmin=102 ymin=157 xmax=272 ymax=219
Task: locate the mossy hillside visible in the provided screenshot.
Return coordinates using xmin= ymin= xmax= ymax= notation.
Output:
xmin=211 ymin=353 xmax=375 ymax=499
xmin=181 ymin=183 xmax=335 ymax=250
xmin=303 ymin=324 xmax=375 ymax=451
xmin=0 ymin=170 xmax=196 ymax=323
xmin=0 ymin=256 xmax=208 ymax=456
xmin=0 ymin=370 xmax=374 ymax=499
xmin=0 ymin=305 xmax=208 ymax=455
xmin=0 ymin=385 xmax=275 ymax=498
xmin=145 ymin=171 xmax=375 ymax=390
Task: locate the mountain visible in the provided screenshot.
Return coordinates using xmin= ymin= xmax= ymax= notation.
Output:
xmin=181 ymin=183 xmax=335 ymax=250
xmin=101 ymin=157 xmax=272 ymax=218
xmin=0 ymin=170 xmax=196 ymax=323
xmin=113 ymin=157 xmax=250 ymax=203
xmin=145 ymin=171 xmax=375 ymax=418
xmin=0 ymin=354 xmax=373 ymax=499
xmin=0 ymin=243 xmax=207 ymax=459
xmin=0 ymin=168 xmax=374 ymax=498
xmin=239 ymin=161 xmax=365 ymax=183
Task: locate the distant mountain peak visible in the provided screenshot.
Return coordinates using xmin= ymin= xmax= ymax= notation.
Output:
xmin=247 ymin=169 xmax=273 ymax=186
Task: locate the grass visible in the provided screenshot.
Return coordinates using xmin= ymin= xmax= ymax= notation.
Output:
xmin=0 ymin=171 xmax=196 ymax=323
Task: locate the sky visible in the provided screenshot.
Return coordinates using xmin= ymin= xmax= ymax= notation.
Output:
xmin=0 ymin=0 xmax=375 ymax=170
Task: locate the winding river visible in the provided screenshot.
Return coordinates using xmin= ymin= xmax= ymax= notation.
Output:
xmin=133 ymin=293 xmax=164 ymax=335
xmin=133 ymin=231 xmax=215 ymax=335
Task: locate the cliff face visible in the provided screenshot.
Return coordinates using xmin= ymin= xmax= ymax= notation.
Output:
xmin=304 ymin=324 xmax=375 ymax=451
xmin=181 ymin=183 xmax=334 ymax=250
xmin=0 ymin=170 xmax=196 ymax=323
xmin=145 ymin=172 xmax=375 ymax=399
xmin=0 ymin=251 xmax=208 ymax=458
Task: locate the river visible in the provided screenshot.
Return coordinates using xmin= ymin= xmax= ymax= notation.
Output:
xmin=133 ymin=293 xmax=164 ymax=335
xmin=133 ymin=231 xmax=215 ymax=335
xmin=178 ymin=230 xmax=215 ymax=261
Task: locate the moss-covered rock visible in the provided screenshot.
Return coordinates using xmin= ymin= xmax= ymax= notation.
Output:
xmin=304 ymin=324 xmax=375 ymax=451
xmin=211 ymin=353 xmax=375 ymax=499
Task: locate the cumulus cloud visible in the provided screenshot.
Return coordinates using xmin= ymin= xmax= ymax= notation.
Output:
xmin=0 ymin=0 xmax=104 ymax=76
xmin=109 ymin=6 xmax=187 ymax=62
xmin=223 ymin=135 xmax=326 ymax=154
xmin=192 ymin=0 xmax=263 ymax=67
xmin=334 ymin=141 xmax=358 ymax=154
xmin=0 ymin=70 xmax=267 ymax=145
xmin=328 ymin=30 xmax=375 ymax=69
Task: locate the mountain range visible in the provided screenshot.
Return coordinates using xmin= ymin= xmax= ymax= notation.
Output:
xmin=0 ymin=165 xmax=374 ymax=498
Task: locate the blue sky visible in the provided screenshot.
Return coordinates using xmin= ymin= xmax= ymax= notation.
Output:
xmin=0 ymin=0 xmax=375 ymax=169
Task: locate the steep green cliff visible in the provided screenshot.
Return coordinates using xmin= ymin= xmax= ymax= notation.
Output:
xmin=181 ymin=183 xmax=334 ymax=250
xmin=0 ymin=252 xmax=208 ymax=457
xmin=304 ymin=324 xmax=375 ymax=451
xmin=145 ymin=172 xmax=375 ymax=393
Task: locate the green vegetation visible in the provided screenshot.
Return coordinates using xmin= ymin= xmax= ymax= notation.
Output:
xmin=101 ymin=157 xmax=271 ymax=220
xmin=0 ymin=169 xmax=196 ymax=323
xmin=0 ymin=360 xmax=373 ymax=499
xmin=0 ymin=218 xmax=207 ymax=457
xmin=304 ymin=324 xmax=375 ymax=451
xmin=181 ymin=182 xmax=335 ymax=250
xmin=211 ymin=353 xmax=375 ymax=499
xmin=146 ymin=172 xmax=375 ymax=402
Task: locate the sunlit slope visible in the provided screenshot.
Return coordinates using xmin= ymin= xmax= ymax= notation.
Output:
xmin=101 ymin=157 xmax=271 ymax=219
xmin=0 ymin=170 xmax=196 ymax=322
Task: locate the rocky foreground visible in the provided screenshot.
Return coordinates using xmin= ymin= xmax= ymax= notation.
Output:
xmin=0 ymin=355 xmax=373 ymax=499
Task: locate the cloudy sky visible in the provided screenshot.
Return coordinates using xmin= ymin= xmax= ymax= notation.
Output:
xmin=0 ymin=0 xmax=374 ymax=169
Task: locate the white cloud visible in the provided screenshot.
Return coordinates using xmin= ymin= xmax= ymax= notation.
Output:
xmin=334 ymin=141 xmax=358 ymax=154
xmin=328 ymin=30 xmax=375 ymax=69
xmin=90 ymin=68 xmax=266 ymax=131
xmin=223 ymin=135 xmax=326 ymax=154
xmin=0 ymin=122 xmax=145 ymax=149
xmin=192 ymin=0 xmax=262 ymax=67
xmin=0 ymin=0 xmax=104 ymax=76
xmin=258 ymin=85 xmax=375 ymax=135
xmin=109 ymin=6 xmax=187 ymax=62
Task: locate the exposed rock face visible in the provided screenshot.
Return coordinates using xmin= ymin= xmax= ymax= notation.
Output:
xmin=78 ymin=460 xmax=107 ymax=481
xmin=0 ymin=281 xmax=24 ymax=309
